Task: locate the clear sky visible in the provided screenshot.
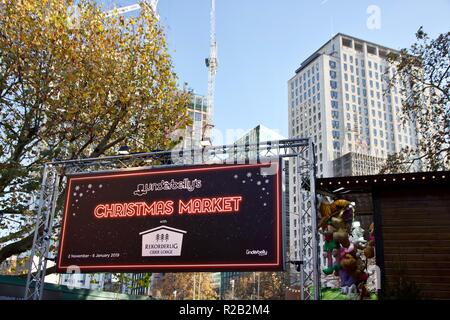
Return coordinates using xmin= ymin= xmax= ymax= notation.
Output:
xmin=105 ymin=0 xmax=450 ymax=141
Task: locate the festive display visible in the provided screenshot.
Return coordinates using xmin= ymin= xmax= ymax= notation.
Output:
xmin=319 ymin=197 xmax=374 ymax=299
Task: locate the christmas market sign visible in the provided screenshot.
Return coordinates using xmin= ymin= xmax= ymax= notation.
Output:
xmin=57 ymin=162 xmax=283 ymax=272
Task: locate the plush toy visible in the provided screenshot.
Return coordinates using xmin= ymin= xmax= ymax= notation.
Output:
xmin=318 ymin=197 xmax=372 ymax=298
xmin=320 ymin=223 xmax=338 ymax=274
xmin=339 ymin=269 xmax=356 ymax=294
xmin=331 ymin=217 xmax=351 ymax=248
xmin=351 ymin=221 xmax=367 ymax=249
xmin=341 ymin=253 xmax=358 ymax=273
xmin=358 ymin=283 xmax=370 ymax=300
xmin=364 ymin=223 xmax=375 ymax=259
xmin=318 ymin=198 xmax=352 ymax=229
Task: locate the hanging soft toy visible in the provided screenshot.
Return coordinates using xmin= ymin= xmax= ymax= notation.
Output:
xmin=318 ymin=198 xmax=352 ymax=229
xmin=330 ymin=216 xmax=351 ymax=248
xmin=318 ymin=197 xmax=373 ymax=298
xmin=364 ymin=223 xmax=375 ymax=259
xmin=320 ymin=223 xmax=338 ymax=275
xmin=351 ymin=221 xmax=367 ymax=249
xmin=319 ymin=198 xmax=353 ymax=277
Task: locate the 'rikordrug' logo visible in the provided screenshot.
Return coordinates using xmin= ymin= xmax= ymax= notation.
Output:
xmin=140 ymin=226 xmax=187 ymax=257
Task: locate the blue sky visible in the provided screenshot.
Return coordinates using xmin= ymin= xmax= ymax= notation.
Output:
xmin=104 ymin=0 xmax=450 ymax=140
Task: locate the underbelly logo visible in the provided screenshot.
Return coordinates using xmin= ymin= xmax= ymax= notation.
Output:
xmin=246 ymin=249 xmax=268 ymax=257
xmin=140 ymin=226 xmax=187 ymax=257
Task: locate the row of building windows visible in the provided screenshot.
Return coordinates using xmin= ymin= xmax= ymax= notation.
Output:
xmin=291 ymin=63 xmax=320 ymax=89
xmin=342 ymin=53 xmax=391 ymax=75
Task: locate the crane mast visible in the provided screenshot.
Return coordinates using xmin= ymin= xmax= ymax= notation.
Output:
xmin=203 ymin=0 xmax=217 ymax=145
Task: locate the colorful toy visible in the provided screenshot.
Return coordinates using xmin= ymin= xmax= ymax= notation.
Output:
xmin=318 ymin=197 xmax=372 ymax=299
xmin=364 ymin=223 xmax=375 ymax=259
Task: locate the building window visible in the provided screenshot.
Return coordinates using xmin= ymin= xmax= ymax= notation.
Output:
xmin=330 ymin=80 xmax=337 ymax=89
xmin=330 ymin=70 xmax=337 ymax=79
xmin=331 ymin=101 xmax=338 ymax=109
xmin=333 ymin=141 xmax=341 ymax=150
xmin=332 ymin=120 xmax=340 ymax=129
xmin=329 ymin=60 xmax=337 ymax=69
xmin=332 ymin=110 xmax=339 ymax=119
xmin=331 ymin=91 xmax=338 ymax=99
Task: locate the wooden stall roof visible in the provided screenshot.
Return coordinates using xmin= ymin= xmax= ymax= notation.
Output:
xmin=316 ymin=171 xmax=449 ymax=196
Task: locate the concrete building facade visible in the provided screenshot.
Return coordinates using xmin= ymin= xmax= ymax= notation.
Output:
xmin=332 ymin=151 xmax=385 ymax=177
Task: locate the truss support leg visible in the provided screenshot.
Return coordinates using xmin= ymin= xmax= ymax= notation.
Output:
xmin=297 ymin=139 xmax=320 ymax=300
xmin=24 ymin=165 xmax=61 ymax=300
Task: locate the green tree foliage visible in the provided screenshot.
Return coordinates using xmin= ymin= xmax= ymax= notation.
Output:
xmin=381 ymin=28 xmax=449 ymax=173
xmin=0 ymin=0 xmax=191 ymax=265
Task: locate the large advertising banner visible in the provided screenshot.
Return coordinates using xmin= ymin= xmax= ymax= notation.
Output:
xmin=57 ymin=162 xmax=283 ymax=272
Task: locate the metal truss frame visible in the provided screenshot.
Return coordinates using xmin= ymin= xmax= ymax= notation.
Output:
xmin=24 ymin=138 xmax=319 ymax=300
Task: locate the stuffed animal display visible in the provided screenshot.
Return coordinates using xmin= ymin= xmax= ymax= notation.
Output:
xmin=318 ymin=198 xmax=373 ymax=299
xmin=364 ymin=223 xmax=375 ymax=259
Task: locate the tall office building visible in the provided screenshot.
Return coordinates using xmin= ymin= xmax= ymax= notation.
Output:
xmin=288 ymin=33 xmax=418 ymax=179
xmin=287 ymin=34 xmax=419 ymax=285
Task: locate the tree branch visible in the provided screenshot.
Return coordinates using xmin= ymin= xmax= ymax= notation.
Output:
xmin=0 ymin=230 xmax=37 ymax=263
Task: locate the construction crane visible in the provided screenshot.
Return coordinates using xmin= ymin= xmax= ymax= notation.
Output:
xmin=202 ymin=0 xmax=217 ymax=147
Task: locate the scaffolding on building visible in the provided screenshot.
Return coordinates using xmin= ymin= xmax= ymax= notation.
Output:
xmin=24 ymin=138 xmax=320 ymax=300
